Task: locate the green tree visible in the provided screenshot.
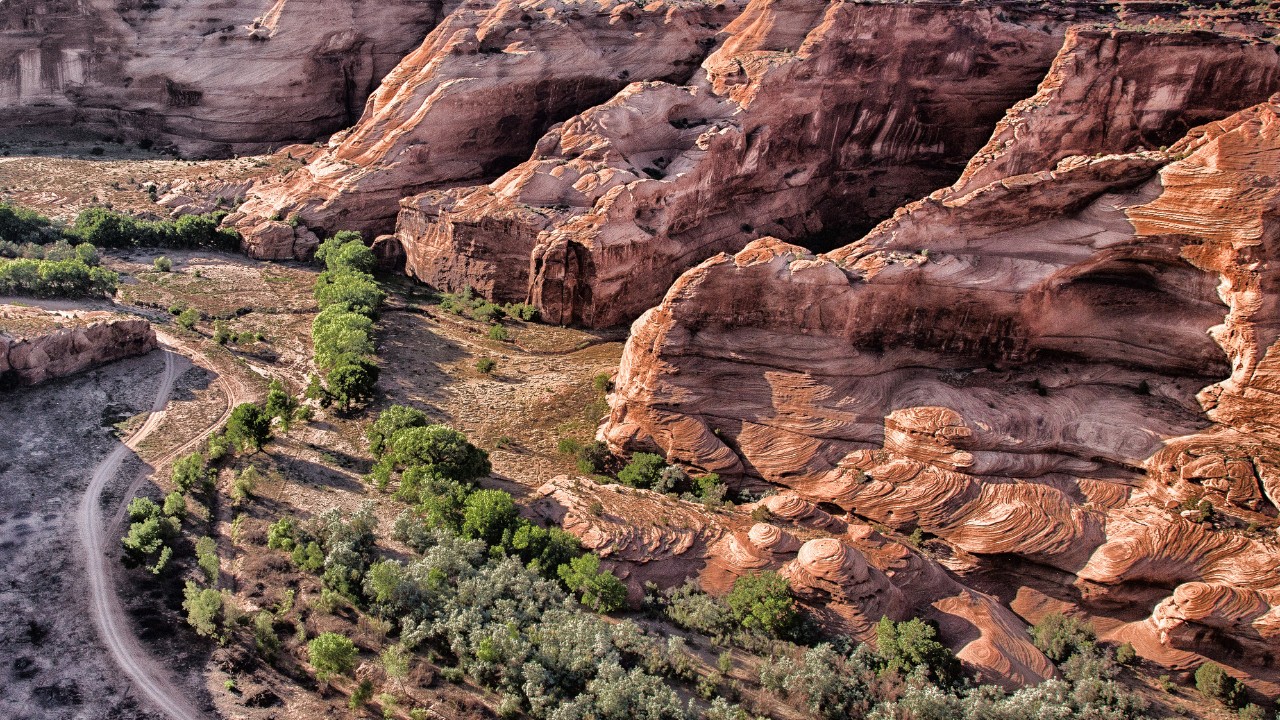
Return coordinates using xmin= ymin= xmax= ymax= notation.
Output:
xmin=1195 ymin=662 xmax=1245 ymax=706
xmin=311 ymin=307 xmax=375 ymax=370
xmin=384 ymin=425 xmax=491 ymax=482
xmin=326 ymin=359 xmax=379 ymax=410
xmin=1030 ymin=612 xmax=1096 ymax=663
xmin=121 ymin=497 xmax=179 ymax=574
xmin=726 ymin=571 xmax=798 ymax=638
xmin=618 ymin=452 xmax=667 ymax=489
xmin=182 ymin=581 xmax=224 ymax=639
xmin=875 ymin=617 xmax=962 ymax=688
xmin=171 ymin=451 xmax=208 ymax=492
xmin=461 ymin=489 xmax=519 ymax=546
xmin=226 ymin=402 xmax=271 ymax=452
xmin=559 ymin=553 xmax=628 ymax=612
xmin=176 ymin=307 xmax=199 ymax=330
xmin=196 ymin=535 xmax=219 ymax=584
xmin=314 ymin=270 xmax=385 ymax=317
xmin=366 ymin=404 xmax=429 ymax=457
xmin=264 ymin=379 xmax=298 ymax=429
xmin=329 ymin=240 xmax=376 ymax=274
xmin=308 ymin=632 xmax=359 ymax=681
xmin=163 ymin=491 xmax=186 ymax=518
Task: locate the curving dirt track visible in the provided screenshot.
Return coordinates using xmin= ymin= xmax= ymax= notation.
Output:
xmin=76 ymin=330 xmax=253 ymax=720
xmin=75 ymin=347 xmax=206 ymax=720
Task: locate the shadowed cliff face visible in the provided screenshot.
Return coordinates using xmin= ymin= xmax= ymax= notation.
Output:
xmin=602 ymin=80 xmax=1280 ymax=694
xmin=0 ymin=0 xmax=450 ymax=155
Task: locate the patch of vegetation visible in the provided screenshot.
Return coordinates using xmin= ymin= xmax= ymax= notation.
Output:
xmin=309 ymin=231 xmax=384 ymax=411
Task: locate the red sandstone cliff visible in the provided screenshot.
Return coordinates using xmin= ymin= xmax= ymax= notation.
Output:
xmin=0 ymin=0 xmax=450 ymax=155
xmin=600 ymin=81 xmax=1280 ymax=698
xmin=392 ymin=11 xmax=1280 ymax=328
xmin=228 ymin=0 xmax=745 ymax=259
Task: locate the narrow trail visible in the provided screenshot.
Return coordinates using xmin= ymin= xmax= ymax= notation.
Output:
xmin=77 ymin=331 xmax=250 ymax=720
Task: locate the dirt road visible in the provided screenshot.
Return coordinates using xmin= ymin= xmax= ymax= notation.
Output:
xmin=76 ymin=345 xmax=206 ymax=720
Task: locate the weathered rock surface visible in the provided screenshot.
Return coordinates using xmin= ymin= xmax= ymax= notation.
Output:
xmin=532 ymin=476 xmax=1055 ymax=687
xmin=0 ymin=0 xmax=451 ymax=155
xmin=0 ymin=306 xmax=157 ymax=386
xmin=397 ymin=0 xmax=1086 ymax=324
xmin=229 ymin=0 xmax=743 ymax=258
xmin=394 ymin=12 xmax=1280 ymax=327
xmin=601 ymin=87 xmax=1280 ymax=693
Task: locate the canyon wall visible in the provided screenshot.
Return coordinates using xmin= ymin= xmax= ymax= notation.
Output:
xmin=391 ymin=0 xmax=1084 ymax=325
xmin=228 ymin=0 xmax=747 ymax=259
xmin=0 ymin=0 xmax=450 ymax=155
xmin=600 ymin=81 xmax=1280 ymax=694
xmin=390 ymin=4 xmax=1280 ymax=328
xmin=0 ymin=307 xmax=157 ymax=386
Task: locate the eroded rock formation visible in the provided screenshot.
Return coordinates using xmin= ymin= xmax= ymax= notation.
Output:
xmin=0 ymin=0 xmax=450 ymax=155
xmin=229 ymin=0 xmax=744 ymax=258
xmin=391 ymin=10 xmax=1280 ymax=328
xmin=532 ymin=475 xmax=1055 ymax=687
xmin=0 ymin=306 xmax=157 ymax=386
xmin=601 ymin=83 xmax=1280 ymax=695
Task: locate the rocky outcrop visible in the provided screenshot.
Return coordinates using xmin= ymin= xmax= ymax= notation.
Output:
xmin=228 ymin=0 xmax=744 ymax=258
xmin=0 ymin=306 xmax=157 ymax=386
xmin=0 ymin=0 xmax=451 ymax=155
xmin=601 ymin=85 xmax=1280 ymax=692
xmin=395 ymin=0 xmax=1085 ymax=324
xmin=532 ymin=475 xmax=1055 ymax=687
xmin=393 ymin=11 xmax=1280 ymax=328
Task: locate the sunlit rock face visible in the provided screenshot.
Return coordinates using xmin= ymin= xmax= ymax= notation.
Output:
xmin=1 ymin=307 xmax=157 ymax=386
xmin=229 ymin=0 xmax=745 ymax=258
xmin=601 ymin=54 xmax=1280 ymax=696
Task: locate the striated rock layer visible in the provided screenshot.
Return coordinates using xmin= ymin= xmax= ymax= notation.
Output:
xmin=0 ymin=0 xmax=450 ymax=155
xmin=394 ymin=9 xmax=1280 ymax=327
xmin=531 ymin=475 xmax=1055 ymax=687
xmin=601 ymin=86 xmax=1280 ymax=693
xmin=228 ymin=0 xmax=744 ymax=258
xmin=0 ymin=306 xmax=157 ymax=386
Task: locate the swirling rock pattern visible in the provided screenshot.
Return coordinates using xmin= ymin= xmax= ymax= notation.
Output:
xmin=229 ymin=0 xmax=742 ymax=256
xmin=603 ymin=36 xmax=1280 ymax=694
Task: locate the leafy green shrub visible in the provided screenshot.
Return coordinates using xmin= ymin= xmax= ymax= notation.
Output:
xmin=617 ymin=452 xmax=667 ymax=490
xmin=558 ymin=553 xmax=628 ymax=612
xmin=557 ymin=437 xmax=582 ymax=455
xmin=226 ymin=402 xmax=271 ymax=451
xmin=121 ymin=496 xmax=179 ymax=574
xmin=461 ymin=489 xmax=519 ymax=546
xmin=367 ymin=404 xmax=429 ymax=457
xmin=314 ymin=269 xmax=384 ymax=317
xmin=488 ymin=324 xmax=509 ymax=341
xmin=475 ymin=357 xmax=496 ymax=374
xmin=382 ymin=425 xmax=491 ymax=483
xmin=163 ymin=491 xmax=186 ymax=518
xmin=153 ymin=255 xmax=172 ymax=272
xmin=1196 ymin=661 xmax=1245 ymax=706
xmin=1030 ymin=612 xmax=1096 ymax=663
xmin=171 ymin=451 xmax=208 ymax=493
xmin=231 ymin=465 xmax=260 ymax=504
xmin=182 ymin=580 xmax=224 ymax=638
xmin=576 ymin=441 xmax=611 ymax=475
xmin=326 ymin=359 xmax=380 ymax=410
xmin=875 ymin=617 xmax=962 ymax=688
xmin=1115 ymin=642 xmax=1137 ymax=665
xmin=176 ymin=307 xmax=199 ymax=330
xmin=504 ymin=302 xmax=539 ymax=321
xmin=726 ymin=571 xmax=798 ymax=639
xmin=196 ymin=535 xmax=219 ymax=584
xmin=308 ymin=632 xmax=358 ymax=681
xmin=267 ymin=516 xmax=297 ymax=551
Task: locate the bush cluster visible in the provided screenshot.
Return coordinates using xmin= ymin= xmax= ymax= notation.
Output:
xmin=309 ymin=231 xmax=383 ymax=410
